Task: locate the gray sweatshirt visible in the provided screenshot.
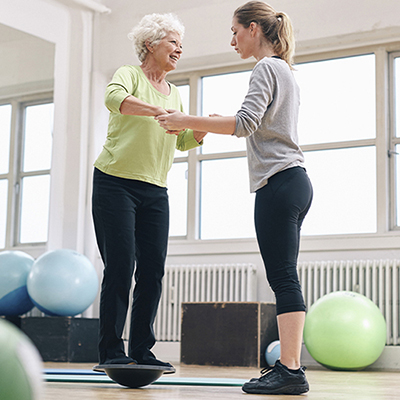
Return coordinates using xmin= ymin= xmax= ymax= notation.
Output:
xmin=234 ymin=56 xmax=305 ymax=193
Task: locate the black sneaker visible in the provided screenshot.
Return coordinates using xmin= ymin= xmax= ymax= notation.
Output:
xmin=136 ymin=356 xmax=174 ymax=369
xmin=242 ymin=360 xmax=309 ymax=395
xmin=103 ymin=356 xmax=137 ymax=365
xmin=133 ymin=350 xmax=174 ymax=369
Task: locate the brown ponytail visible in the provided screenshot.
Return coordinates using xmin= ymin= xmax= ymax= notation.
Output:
xmin=234 ymin=2 xmax=295 ymax=69
xmin=274 ymin=11 xmax=295 ymax=68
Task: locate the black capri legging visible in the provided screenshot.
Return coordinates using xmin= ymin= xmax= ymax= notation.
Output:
xmin=254 ymin=167 xmax=313 ymax=315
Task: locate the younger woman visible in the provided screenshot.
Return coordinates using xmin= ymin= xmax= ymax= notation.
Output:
xmin=156 ymin=1 xmax=312 ymax=394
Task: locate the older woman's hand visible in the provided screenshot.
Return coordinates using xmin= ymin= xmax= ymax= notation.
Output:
xmin=155 ymin=109 xmax=186 ymax=131
xmin=165 ymin=129 xmax=182 ymax=136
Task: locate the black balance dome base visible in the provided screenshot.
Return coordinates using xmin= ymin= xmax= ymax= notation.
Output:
xmin=93 ymin=364 xmax=175 ymax=388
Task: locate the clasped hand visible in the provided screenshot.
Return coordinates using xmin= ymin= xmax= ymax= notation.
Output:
xmin=155 ymin=109 xmax=185 ymax=134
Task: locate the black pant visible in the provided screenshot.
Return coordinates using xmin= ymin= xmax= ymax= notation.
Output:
xmin=92 ymin=168 xmax=169 ymax=364
xmin=255 ymin=167 xmax=313 ymax=315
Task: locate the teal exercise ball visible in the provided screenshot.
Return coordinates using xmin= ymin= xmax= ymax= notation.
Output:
xmin=303 ymin=291 xmax=386 ymax=370
xmin=27 ymin=249 xmax=99 ymax=316
xmin=0 ymin=251 xmax=35 ymax=316
xmin=0 ymin=319 xmax=43 ymax=400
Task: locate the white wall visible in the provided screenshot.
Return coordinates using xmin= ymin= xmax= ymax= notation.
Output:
xmin=0 ymin=27 xmax=54 ymax=93
xmin=97 ymin=0 xmax=400 ymax=75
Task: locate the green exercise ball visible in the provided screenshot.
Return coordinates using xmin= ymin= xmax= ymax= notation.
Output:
xmin=303 ymin=291 xmax=386 ymax=370
xmin=0 ymin=319 xmax=43 ymax=399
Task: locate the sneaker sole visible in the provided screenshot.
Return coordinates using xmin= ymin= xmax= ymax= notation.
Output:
xmin=242 ymin=382 xmax=309 ymax=395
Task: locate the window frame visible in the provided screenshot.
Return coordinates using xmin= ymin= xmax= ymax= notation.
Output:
xmin=0 ymin=92 xmax=53 ymax=249
xmin=167 ymin=43 xmax=400 ymax=255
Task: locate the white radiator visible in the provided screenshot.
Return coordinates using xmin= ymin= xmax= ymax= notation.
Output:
xmin=124 ymin=263 xmax=257 ymax=342
xmin=298 ymin=260 xmax=400 ymax=346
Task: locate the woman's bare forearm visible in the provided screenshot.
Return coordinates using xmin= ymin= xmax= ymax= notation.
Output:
xmin=183 ymin=115 xmax=236 ymax=135
xmin=156 ymin=110 xmax=236 ymax=134
xmin=120 ymin=95 xmax=166 ymax=116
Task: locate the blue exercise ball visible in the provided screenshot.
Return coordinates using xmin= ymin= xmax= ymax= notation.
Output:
xmin=265 ymin=340 xmax=280 ymax=366
xmin=0 ymin=251 xmax=35 ymax=316
xmin=0 ymin=319 xmax=43 ymax=400
xmin=304 ymin=291 xmax=386 ymax=370
xmin=27 ymin=249 xmax=99 ymax=316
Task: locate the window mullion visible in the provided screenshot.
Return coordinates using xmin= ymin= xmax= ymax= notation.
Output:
xmin=375 ymin=48 xmax=390 ymax=234
xmin=198 ymin=150 xmax=247 ymax=161
xmin=300 ymin=139 xmax=376 ymax=153
xmin=186 ymin=74 xmax=201 ymax=240
xmin=6 ymin=100 xmax=20 ymax=247
xmin=13 ymin=101 xmax=27 ymax=246
xmin=20 ymin=169 xmax=51 ymax=178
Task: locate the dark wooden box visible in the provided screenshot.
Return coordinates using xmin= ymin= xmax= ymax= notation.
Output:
xmin=181 ymin=302 xmax=278 ymax=367
xmin=20 ymin=317 xmax=99 ymax=362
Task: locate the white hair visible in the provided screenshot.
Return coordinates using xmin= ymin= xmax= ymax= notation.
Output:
xmin=128 ymin=13 xmax=185 ymax=62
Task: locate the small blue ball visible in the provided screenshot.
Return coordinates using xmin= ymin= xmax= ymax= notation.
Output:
xmin=0 ymin=251 xmax=35 ymax=316
xmin=265 ymin=340 xmax=281 ymax=366
xmin=27 ymin=249 xmax=99 ymax=316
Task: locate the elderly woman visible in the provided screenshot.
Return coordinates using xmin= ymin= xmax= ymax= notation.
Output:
xmin=92 ymin=13 xmax=205 ymax=368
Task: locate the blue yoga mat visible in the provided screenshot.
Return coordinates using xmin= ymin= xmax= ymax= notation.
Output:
xmin=43 ymin=369 xmax=246 ymax=386
xmin=44 ymin=369 xmax=106 ymax=375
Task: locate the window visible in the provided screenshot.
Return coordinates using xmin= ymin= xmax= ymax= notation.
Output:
xmin=197 ymin=55 xmax=377 ymax=239
xmin=200 ymin=70 xmax=255 ymax=240
xmin=168 ymin=162 xmax=188 ymax=237
xmin=201 ymin=71 xmax=250 ymax=154
xmin=294 ymin=54 xmax=377 ymax=235
xmin=301 ymin=147 xmax=376 ymax=235
xmin=391 ymin=53 xmax=400 ymax=228
xmin=0 ymin=96 xmax=53 ymax=248
xmin=174 ymin=84 xmax=189 ymax=159
xmin=295 ymin=55 xmax=376 ymax=145
xmin=169 ymin=84 xmax=190 ymax=237
xmin=200 ymin=157 xmax=255 ymax=239
xmin=166 ymin=46 xmax=400 ymax=248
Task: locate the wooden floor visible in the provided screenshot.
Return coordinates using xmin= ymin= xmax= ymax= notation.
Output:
xmin=42 ymin=362 xmax=400 ymax=400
